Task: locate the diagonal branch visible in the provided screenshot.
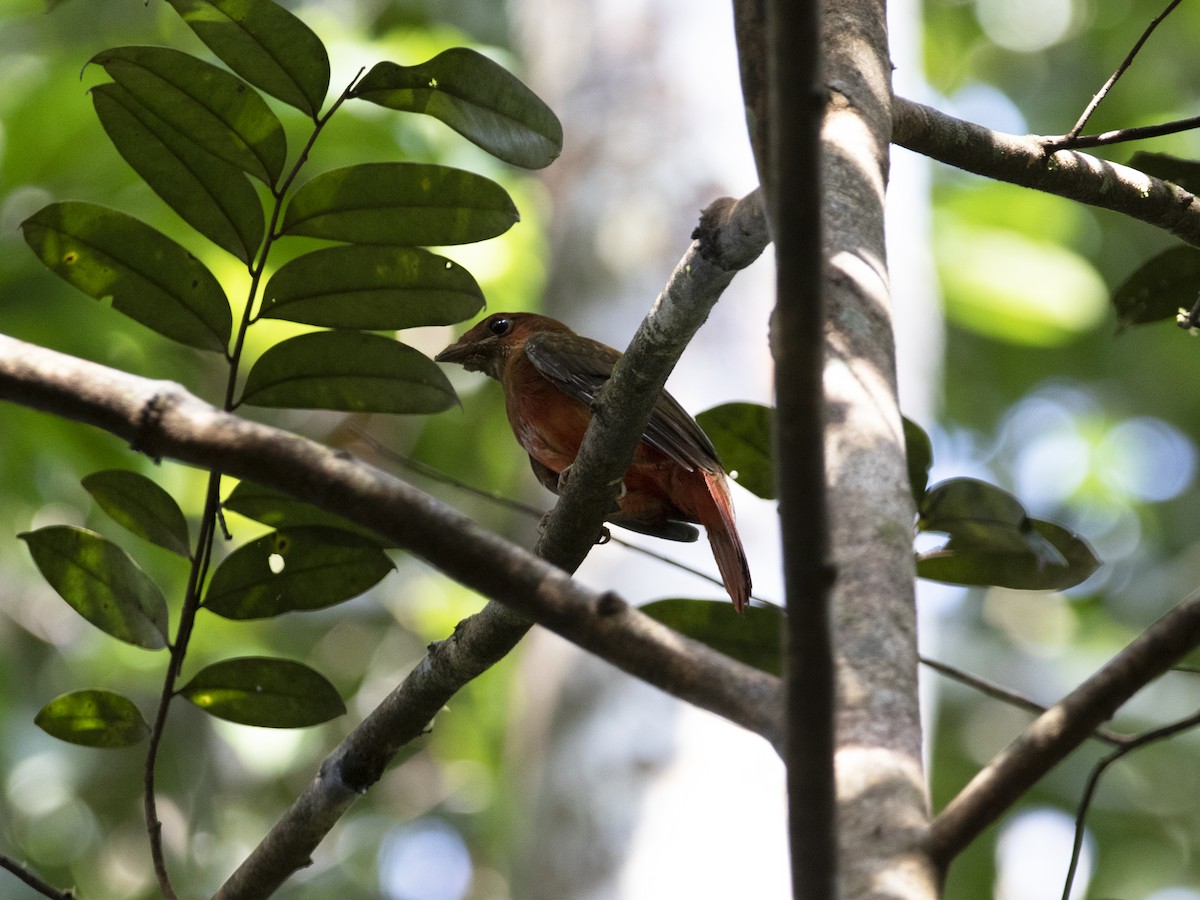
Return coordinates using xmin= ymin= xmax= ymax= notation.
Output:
xmin=0 ymin=330 xmax=781 ymax=894
xmin=924 ymin=588 xmax=1200 ymax=866
xmin=893 ymin=96 xmax=1200 ymax=246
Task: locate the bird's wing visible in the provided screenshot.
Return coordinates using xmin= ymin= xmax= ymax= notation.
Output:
xmin=524 ymin=332 xmax=722 ymax=474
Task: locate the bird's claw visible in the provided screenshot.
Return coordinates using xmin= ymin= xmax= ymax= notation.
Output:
xmin=596 ymin=527 xmax=611 ymax=545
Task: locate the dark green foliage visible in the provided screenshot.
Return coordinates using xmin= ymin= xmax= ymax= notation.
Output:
xmin=35 ymin=690 xmax=151 ymax=748
xmin=351 ymin=48 xmax=563 ymax=168
xmin=178 ymin=657 xmax=345 ymax=726
xmin=260 ymin=244 xmax=485 ymax=329
xmin=91 ymin=82 xmax=265 ymax=262
xmin=18 ymin=0 xmax=555 ymax=777
xmin=239 ymin=330 xmax=458 ymax=413
xmin=224 ymin=481 xmax=395 ymax=545
xmin=916 ymin=478 xmax=1099 ymax=590
xmin=642 ymin=598 xmax=783 ymax=676
xmin=280 ymin=162 xmax=519 ymax=245
xmin=1112 ymin=246 xmax=1200 ymax=330
xmin=88 ymin=45 xmax=288 ymax=185
xmin=20 ymin=201 xmax=232 ymax=353
xmin=165 ymin=0 xmax=331 ymax=117
xmin=19 ymin=526 xmax=170 ymax=649
xmin=82 ymin=469 xmax=191 ymax=557
xmin=903 ymin=415 xmax=933 ymax=505
xmin=696 ymin=402 xmax=776 ymax=499
xmin=203 ymin=527 xmax=395 ymax=619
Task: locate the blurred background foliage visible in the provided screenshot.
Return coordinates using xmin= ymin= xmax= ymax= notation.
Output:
xmin=922 ymin=1 xmax=1200 ymax=897
xmin=5 ymin=0 xmax=1200 ymax=898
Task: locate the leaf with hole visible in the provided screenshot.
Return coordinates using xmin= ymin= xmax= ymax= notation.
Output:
xmin=240 ymin=330 xmax=457 ymax=413
xmin=203 ymin=526 xmax=394 ymax=619
xmin=918 ymin=518 xmax=1099 ymax=590
xmin=19 ymin=526 xmax=169 ymax=649
xmin=695 ymin=402 xmax=775 ymax=500
xmin=89 ymin=45 xmax=286 ymax=184
xmin=903 ymin=416 xmax=933 ymax=505
xmin=21 ymin=201 xmax=231 ymax=353
xmin=179 ymin=657 xmax=345 ymax=727
xmin=223 ymin=481 xmax=393 ymax=546
xmin=165 ymin=0 xmax=330 ymax=116
xmin=642 ymin=598 xmax=782 ymax=676
xmin=91 ymin=83 xmax=264 ymax=262
xmin=1112 ymin=245 xmax=1200 ymax=330
xmin=35 ymin=690 xmax=150 ymax=748
xmin=261 ymin=244 xmax=484 ymax=329
xmin=82 ymin=469 xmax=191 ymax=557
xmin=280 ymin=163 xmax=518 ymax=246
xmin=352 ymin=49 xmax=562 ymax=169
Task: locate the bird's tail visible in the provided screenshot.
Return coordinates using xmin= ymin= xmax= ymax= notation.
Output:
xmin=701 ymin=470 xmax=752 ymax=613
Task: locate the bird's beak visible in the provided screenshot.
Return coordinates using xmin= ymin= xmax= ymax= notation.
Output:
xmin=434 ymin=339 xmax=469 ymax=364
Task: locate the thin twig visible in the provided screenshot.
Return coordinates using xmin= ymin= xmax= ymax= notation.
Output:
xmin=1062 ymin=0 xmax=1185 ymax=143
xmin=919 ymin=655 xmax=1125 ymax=747
xmin=924 ymin=588 xmax=1200 ymax=866
xmin=1043 ymin=113 xmax=1200 ymax=152
xmin=1060 ymin=708 xmax=1200 ymax=900
xmin=0 ymin=853 xmax=74 ymax=899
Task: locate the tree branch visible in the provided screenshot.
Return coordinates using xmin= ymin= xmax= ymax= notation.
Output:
xmin=532 ymin=189 xmax=769 ymax=575
xmin=1 ymin=188 xmax=772 ymax=898
xmin=924 ymin=588 xmax=1200 ymax=866
xmin=0 ymin=333 xmax=781 ymax=893
xmin=893 ymin=96 xmax=1200 ymax=246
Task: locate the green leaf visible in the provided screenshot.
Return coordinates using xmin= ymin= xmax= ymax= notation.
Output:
xmin=641 ymin=598 xmax=782 ymax=676
xmin=903 ymin=416 xmax=933 ymax=505
xmin=178 ymin=657 xmax=345 ymax=727
xmin=21 ymin=201 xmax=231 ymax=353
xmin=223 ymin=481 xmax=394 ymax=546
xmin=1129 ymin=152 xmax=1200 ymax=195
xmin=240 ymin=330 xmax=458 ymax=413
xmin=920 ymin=477 xmax=1050 ymax=555
xmin=91 ymin=82 xmax=264 ymax=262
xmin=35 ymin=690 xmax=150 ymax=748
xmin=203 ymin=526 xmax=394 ymax=619
xmin=1111 ymin=246 xmax=1200 ymax=330
xmin=695 ymin=402 xmax=775 ymax=500
xmin=261 ymin=244 xmax=484 ymax=329
xmin=351 ymin=49 xmax=563 ymax=169
xmin=19 ymin=526 xmax=169 ymax=649
xmin=280 ymin=163 xmax=518 ymax=246
xmin=165 ymin=0 xmax=330 ymax=117
xmin=918 ymin=519 xmax=1100 ymax=591
xmin=81 ymin=469 xmax=191 ymax=557
xmin=89 ymin=45 xmax=286 ymax=184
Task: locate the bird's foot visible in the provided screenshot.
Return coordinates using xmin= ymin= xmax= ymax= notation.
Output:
xmin=596 ymin=526 xmax=611 ymax=545
xmin=556 ymin=464 xmax=573 ymax=493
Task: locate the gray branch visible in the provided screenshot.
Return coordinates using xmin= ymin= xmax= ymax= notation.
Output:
xmin=893 ymin=96 xmax=1200 ymax=246
xmin=925 ymin=588 xmax=1200 ymax=864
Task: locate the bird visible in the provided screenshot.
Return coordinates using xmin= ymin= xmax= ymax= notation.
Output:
xmin=435 ymin=311 xmax=751 ymax=612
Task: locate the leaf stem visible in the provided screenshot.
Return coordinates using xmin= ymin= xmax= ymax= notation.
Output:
xmin=141 ymin=71 xmax=362 ymax=898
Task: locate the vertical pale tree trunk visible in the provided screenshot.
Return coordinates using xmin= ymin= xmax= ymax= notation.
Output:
xmin=817 ymin=0 xmax=939 ymax=895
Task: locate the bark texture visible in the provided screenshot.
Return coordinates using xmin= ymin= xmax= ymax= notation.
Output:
xmin=821 ymin=1 xmax=939 ymax=896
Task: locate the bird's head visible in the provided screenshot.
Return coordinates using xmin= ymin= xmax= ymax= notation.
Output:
xmin=435 ymin=312 xmax=572 ymax=380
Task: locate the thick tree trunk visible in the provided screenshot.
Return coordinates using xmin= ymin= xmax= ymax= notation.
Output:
xmin=819 ymin=0 xmax=939 ymax=895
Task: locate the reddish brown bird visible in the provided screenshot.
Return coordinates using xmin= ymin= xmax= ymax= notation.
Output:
xmin=435 ymin=312 xmax=751 ymax=612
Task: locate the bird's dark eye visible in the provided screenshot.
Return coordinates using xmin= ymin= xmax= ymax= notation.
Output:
xmin=488 ymin=316 xmax=512 ymax=336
